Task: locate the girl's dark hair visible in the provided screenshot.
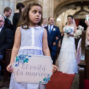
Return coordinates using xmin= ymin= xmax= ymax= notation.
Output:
xmin=18 ymin=2 xmax=43 ymax=29
xmin=67 ymin=15 xmax=73 ymax=19
xmin=16 ymin=3 xmax=24 ymax=13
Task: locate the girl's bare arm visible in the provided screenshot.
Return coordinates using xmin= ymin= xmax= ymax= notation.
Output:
xmin=42 ymin=29 xmax=50 ymax=56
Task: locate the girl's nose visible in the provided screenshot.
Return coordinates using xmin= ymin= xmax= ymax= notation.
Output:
xmin=36 ymin=12 xmax=40 ymax=16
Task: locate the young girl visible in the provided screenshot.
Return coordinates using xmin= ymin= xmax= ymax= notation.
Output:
xmin=7 ymin=2 xmax=56 ymax=89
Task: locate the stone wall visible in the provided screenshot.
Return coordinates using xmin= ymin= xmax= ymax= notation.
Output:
xmin=0 ymin=0 xmax=16 ymax=21
xmin=0 ymin=0 xmax=89 ymax=28
xmin=0 ymin=0 xmax=89 ymax=18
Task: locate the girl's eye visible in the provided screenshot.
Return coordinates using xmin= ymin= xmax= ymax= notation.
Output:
xmin=33 ymin=10 xmax=37 ymax=13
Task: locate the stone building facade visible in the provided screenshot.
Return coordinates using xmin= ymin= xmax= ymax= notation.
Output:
xmin=0 ymin=0 xmax=89 ymax=31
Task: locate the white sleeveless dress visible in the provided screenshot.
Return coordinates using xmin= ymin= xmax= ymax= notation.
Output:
xmin=9 ymin=26 xmax=45 ymax=89
xmin=57 ymin=25 xmax=78 ymax=74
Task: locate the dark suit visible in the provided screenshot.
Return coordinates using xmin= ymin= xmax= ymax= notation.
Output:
xmin=0 ymin=26 xmax=13 ymax=56
xmin=45 ymin=25 xmax=61 ymax=64
xmin=4 ymin=17 xmax=13 ymax=30
xmin=0 ymin=26 xmax=13 ymax=77
xmin=13 ymin=13 xmax=21 ymax=34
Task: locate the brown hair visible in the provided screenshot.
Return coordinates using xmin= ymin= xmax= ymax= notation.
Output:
xmin=4 ymin=7 xmax=12 ymax=13
xmin=18 ymin=2 xmax=43 ymax=29
xmin=48 ymin=17 xmax=54 ymax=21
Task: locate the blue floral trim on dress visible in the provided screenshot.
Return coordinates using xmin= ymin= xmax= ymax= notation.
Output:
xmin=15 ymin=55 xmax=31 ymax=67
xmin=39 ymin=74 xmax=51 ymax=84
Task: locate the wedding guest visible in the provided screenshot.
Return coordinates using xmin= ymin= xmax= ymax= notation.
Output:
xmin=75 ymin=19 xmax=87 ymax=49
xmin=76 ymin=31 xmax=85 ymax=64
xmin=3 ymin=7 xmax=13 ymax=30
xmin=76 ymin=19 xmax=89 ymax=64
xmin=0 ymin=15 xmax=13 ymax=88
xmin=45 ymin=17 xmax=61 ymax=64
xmin=85 ymin=20 xmax=89 ymax=46
xmin=13 ymin=2 xmax=25 ymax=34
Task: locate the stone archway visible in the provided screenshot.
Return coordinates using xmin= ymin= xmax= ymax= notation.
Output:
xmin=54 ymin=0 xmax=89 ymax=19
xmin=54 ymin=0 xmax=89 ymax=32
xmin=23 ymin=0 xmax=42 ymax=5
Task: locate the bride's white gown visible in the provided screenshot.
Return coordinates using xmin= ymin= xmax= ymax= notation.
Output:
xmin=57 ymin=25 xmax=78 ymax=74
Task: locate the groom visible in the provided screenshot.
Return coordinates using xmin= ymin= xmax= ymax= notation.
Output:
xmin=45 ymin=17 xmax=61 ymax=64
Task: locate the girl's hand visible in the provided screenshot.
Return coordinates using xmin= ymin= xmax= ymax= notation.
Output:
xmin=7 ymin=64 xmax=13 ymax=73
xmin=52 ymin=65 xmax=58 ymax=73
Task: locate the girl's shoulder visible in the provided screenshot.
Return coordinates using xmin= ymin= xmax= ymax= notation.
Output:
xmin=16 ymin=26 xmax=21 ymax=31
xmin=15 ymin=26 xmax=21 ymax=36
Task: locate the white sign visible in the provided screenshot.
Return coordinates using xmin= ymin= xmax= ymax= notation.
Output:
xmin=13 ymin=55 xmax=53 ymax=84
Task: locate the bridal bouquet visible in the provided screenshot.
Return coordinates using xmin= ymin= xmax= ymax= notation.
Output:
xmin=64 ymin=28 xmax=72 ymax=34
xmin=74 ymin=25 xmax=84 ymax=38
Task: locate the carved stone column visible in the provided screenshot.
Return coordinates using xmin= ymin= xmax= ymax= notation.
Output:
xmin=42 ymin=0 xmax=54 ymax=18
xmin=42 ymin=0 xmax=48 ymax=18
xmin=0 ymin=0 xmax=10 ymax=14
xmin=9 ymin=0 xmax=16 ymax=19
xmin=48 ymin=0 xmax=54 ymax=17
xmin=0 ymin=0 xmax=4 ymax=14
xmin=16 ymin=0 xmax=25 ymax=3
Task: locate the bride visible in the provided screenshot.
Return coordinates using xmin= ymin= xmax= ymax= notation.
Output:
xmin=56 ymin=15 xmax=78 ymax=74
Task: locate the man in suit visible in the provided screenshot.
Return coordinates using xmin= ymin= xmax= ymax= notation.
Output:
xmin=45 ymin=17 xmax=61 ymax=64
xmin=0 ymin=15 xmax=13 ymax=75
xmin=3 ymin=7 xmax=13 ymax=30
xmin=13 ymin=2 xmax=24 ymax=34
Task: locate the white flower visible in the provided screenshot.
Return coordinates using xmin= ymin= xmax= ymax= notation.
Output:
xmin=53 ymin=28 xmax=56 ymax=31
xmin=74 ymin=25 xmax=84 ymax=38
xmin=77 ymin=25 xmax=84 ymax=31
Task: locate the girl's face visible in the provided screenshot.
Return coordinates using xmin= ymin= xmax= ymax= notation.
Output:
xmin=67 ymin=17 xmax=73 ymax=24
xmin=29 ymin=6 xmax=42 ymax=25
